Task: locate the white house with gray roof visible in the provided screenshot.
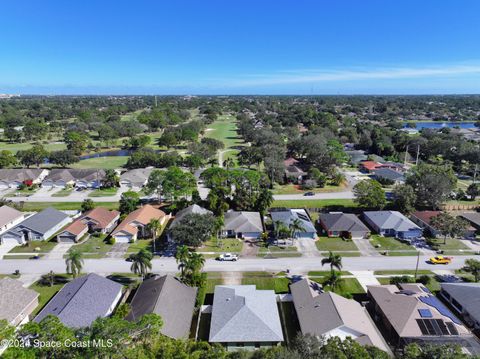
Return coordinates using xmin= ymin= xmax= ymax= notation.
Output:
xmin=363 ymin=211 xmax=422 ymax=241
xmin=0 ymin=169 xmax=48 ymax=189
xmin=440 ymin=283 xmax=480 ymax=330
xmin=0 ymin=205 xmax=25 ymax=237
xmin=0 ymin=277 xmax=39 ymax=326
xmin=291 ymin=278 xmax=391 ymax=354
xmin=0 ymin=207 xmax=72 ymax=244
xmin=120 ymin=168 xmax=154 ymax=190
xmin=221 ymin=211 xmax=263 ymax=239
xmin=34 ymin=273 xmax=123 ymax=328
xmin=209 ymin=285 xmax=284 ymax=349
xmin=270 ymin=208 xmax=316 ymax=239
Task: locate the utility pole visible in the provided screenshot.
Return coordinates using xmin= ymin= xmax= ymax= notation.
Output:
xmin=474 ymin=164 xmax=478 ymax=184
xmin=404 ymin=145 xmax=409 ymax=166
xmin=414 ymin=251 xmax=420 ymax=280
xmin=154 ymin=95 xmax=158 ymax=107
xmin=415 ymin=145 xmax=420 ymax=166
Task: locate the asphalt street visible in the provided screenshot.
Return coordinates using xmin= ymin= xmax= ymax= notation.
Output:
xmin=0 ymin=255 xmax=474 ymax=276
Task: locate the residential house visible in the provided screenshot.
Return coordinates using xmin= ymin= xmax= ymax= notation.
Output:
xmin=372 ymin=168 xmax=405 ymax=184
xmin=111 ymin=204 xmax=169 ymax=243
xmin=0 ymin=169 xmax=48 ymax=189
xmin=359 ymin=161 xmax=382 ymax=173
xmin=270 ymin=208 xmax=316 ymax=239
xmin=459 ymin=212 xmax=480 ymax=236
xmin=57 ymin=207 xmax=120 ymax=243
xmin=440 ymin=283 xmax=480 ymax=330
xmin=1 ymin=207 xmax=72 ymax=244
xmin=119 ymin=168 xmax=154 ymax=190
xmin=411 ymin=211 xmax=476 ymax=239
xmin=290 ymin=278 xmax=390 ymax=354
xmin=209 ymin=285 xmax=284 ymax=349
xmin=42 ymin=169 xmax=106 ymax=188
xmin=345 ymin=150 xmax=368 ymax=165
xmin=284 ymin=165 xmax=307 ymax=184
xmin=126 ymin=275 xmax=196 ymax=339
xmin=318 ymin=212 xmax=370 ymax=239
xmin=221 ymin=211 xmax=263 ymax=239
xmin=363 ymin=211 xmax=422 ymax=241
xmin=0 ymin=205 xmax=25 ymax=236
xmin=169 ymin=204 xmax=213 ymax=229
xmin=0 ymin=277 xmax=39 ymax=326
xmin=367 ymin=284 xmax=478 ymax=352
xmin=34 ymin=273 xmax=123 ymax=328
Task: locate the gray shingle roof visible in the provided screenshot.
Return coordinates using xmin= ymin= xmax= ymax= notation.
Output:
xmin=0 ymin=205 xmax=24 ymax=228
xmin=223 ymin=211 xmax=263 ymax=233
xmin=460 ymin=212 xmax=480 ymax=227
xmin=126 ymin=275 xmax=197 ymax=339
xmin=45 ymin=169 xmax=106 ymax=182
xmin=0 ymin=169 xmax=45 ymax=182
xmin=34 ymin=273 xmax=123 ymax=328
xmin=441 ymin=283 xmax=480 ymax=322
xmin=270 ymin=209 xmax=316 ymax=233
xmin=290 ymin=279 xmax=390 ymax=353
xmin=319 ymin=212 xmax=370 ymax=233
xmin=373 ymin=168 xmax=405 ymax=182
xmin=363 ymin=211 xmax=420 ymax=232
xmin=209 ymin=285 xmax=284 ymax=343
xmin=120 ymin=168 xmax=153 ymax=186
xmin=0 ymin=278 xmax=39 ymax=324
xmin=8 ymin=207 xmax=69 ymax=236
xmin=170 ymin=204 xmax=213 ymax=229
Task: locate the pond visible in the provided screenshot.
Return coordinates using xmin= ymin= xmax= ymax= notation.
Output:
xmin=404 ymin=122 xmax=476 ymax=130
xmin=78 ymin=149 xmax=133 ymax=160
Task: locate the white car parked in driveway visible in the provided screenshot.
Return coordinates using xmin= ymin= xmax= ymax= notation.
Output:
xmin=218 ymin=253 xmax=239 ymax=261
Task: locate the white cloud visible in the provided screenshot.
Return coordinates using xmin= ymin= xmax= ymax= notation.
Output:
xmin=213 ymin=63 xmax=480 ymax=88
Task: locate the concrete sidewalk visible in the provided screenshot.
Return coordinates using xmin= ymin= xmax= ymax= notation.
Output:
xmin=350 ymin=270 xmax=381 ymax=291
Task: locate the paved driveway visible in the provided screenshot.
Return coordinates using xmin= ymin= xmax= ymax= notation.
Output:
xmin=296 ymin=238 xmax=320 ymax=257
xmin=352 ymin=238 xmax=381 ymax=256
xmin=0 ymin=242 xmax=19 ymax=259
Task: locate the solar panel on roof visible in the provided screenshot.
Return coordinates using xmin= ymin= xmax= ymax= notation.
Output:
xmin=421 ymin=286 xmax=431 ymax=294
xmin=416 ymin=319 xmax=429 ymax=335
xmin=423 ymin=318 xmax=436 ymax=335
xmin=418 ymin=309 xmax=433 ymax=318
xmin=446 ymin=322 xmax=459 ymax=335
xmin=435 ymin=319 xmax=450 ymax=335
xmin=419 ymin=295 xmax=462 ymax=324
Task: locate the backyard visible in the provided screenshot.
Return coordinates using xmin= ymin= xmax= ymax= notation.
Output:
xmin=29 ymin=274 xmax=71 ymax=316
xmin=72 ymin=156 xmax=129 ymax=169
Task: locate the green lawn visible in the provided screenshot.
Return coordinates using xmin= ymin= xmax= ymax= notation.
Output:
xmin=370 ymin=235 xmax=417 ymax=252
xmin=258 ymin=244 xmax=299 ymax=253
xmin=272 ymin=183 xmax=345 ymax=195
xmin=427 ymin=238 xmax=470 ymax=251
xmin=88 ymin=187 xmax=118 ymax=197
xmin=71 ymin=234 xmax=113 ymax=258
xmin=9 ymin=240 xmax=57 ymax=253
xmin=308 ymin=270 xmax=351 ymax=276
xmin=315 ymin=236 xmax=359 ymax=252
xmin=0 ymin=140 xmax=66 ymax=154
xmin=279 ymin=301 xmax=301 ymax=345
xmin=4 ymin=187 xmax=38 ymax=197
xmin=241 ymin=276 xmax=290 ymax=293
xmin=29 ymin=275 xmax=70 ymax=316
xmin=271 ymin=199 xmax=357 ymax=209
xmin=51 ymin=188 xmax=73 ymax=197
xmin=314 ymin=277 xmax=365 ymax=297
xmin=20 ymin=202 xmax=119 ymax=212
xmin=72 ymin=156 xmax=129 ymax=169
xmin=197 ymin=238 xmax=243 ymax=253
xmin=374 ymin=270 xmax=433 ymax=275
xmin=127 ymin=239 xmax=152 ymax=253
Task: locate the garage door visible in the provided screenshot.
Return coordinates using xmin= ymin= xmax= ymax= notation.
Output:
xmin=114 ymin=235 xmax=131 ymax=243
xmin=57 ymin=235 xmax=76 ymax=243
xmin=1 ymin=236 xmax=22 ymax=245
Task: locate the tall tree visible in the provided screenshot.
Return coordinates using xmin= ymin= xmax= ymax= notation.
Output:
xmin=119 ymin=191 xmax=139 ymax=214
xmin=462 ymin=259 xmax=480 ymax=282
xmin=147 ymin=218 xmax=162 ymax=254
xmin=353 ymin=180 xmax=387 ymax=209
xmin=430 ymin=212 xmax=468 ymax=245
xmin=129 ymin=249 xmax=153 ymax=279
xmin=65 ymin=249 xmax=84 ymax=278
xmin=102 ymin=169 xmax=120 ymax=188
xmin=321 ymin=251 xmax=343 ymax=274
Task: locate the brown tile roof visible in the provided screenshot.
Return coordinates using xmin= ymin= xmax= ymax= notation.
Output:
xmin=112 ymin=205 xmax=166 ymax=237
xmin=63 ymin=220 xmax=88 ymax=236
xmin=411 ymin=211 xmax=441 ymax=225
xmin=81 ymin=207 xmax=120 ymax=229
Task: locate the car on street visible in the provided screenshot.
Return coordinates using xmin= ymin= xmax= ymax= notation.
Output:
xmin=429 ymin=255 xmax=452 ymax=265
xmin=217 ymin=253 xmax=239 ymax=261
xmin=304 ymin=192 xmax=315 ymax=196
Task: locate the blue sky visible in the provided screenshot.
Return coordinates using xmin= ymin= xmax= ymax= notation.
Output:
xmin=1 ymin=0 xmax=480 ymax=94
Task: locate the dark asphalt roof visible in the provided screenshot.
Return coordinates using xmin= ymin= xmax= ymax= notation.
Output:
xmin=126 ymin=275 xmax=197 ymax=339
xmin=34 ymin=273 xmax=123 ymax=328
xmin=441 ymin=283 xmax=480 ymax=322
xmin=319 ymin=212 xmax=370 ymax=233
xmin=12 ymin=207 xmax=69 ymax=235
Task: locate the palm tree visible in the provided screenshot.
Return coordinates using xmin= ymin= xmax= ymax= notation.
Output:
xmin=175 ymin=245 xmax=190 ymax=279
xmin=223 ymin=158 xmax=235 ymax=171
xmin=65 ymin=249 xmax=84 ymax=278
xmin=147 ymin=218 xmax=162 ymax=255
xmin=324 ymin=270 xmax=343 ymax=292
xmin=187 ymin=252 xmax=205 ymax=274
xmin=273 ymin=220 xmax=284 ymax=241
xmin=130 ymin=249 xmax=153 ymax=279
xmin=321 ymin=251 xmax=343 ymax=274
xmin=289 ymin=218 xmax=306 ymax=243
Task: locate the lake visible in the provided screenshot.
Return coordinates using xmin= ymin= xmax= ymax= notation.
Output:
xmin=404 ymin=122 xmax=476 ymax=130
